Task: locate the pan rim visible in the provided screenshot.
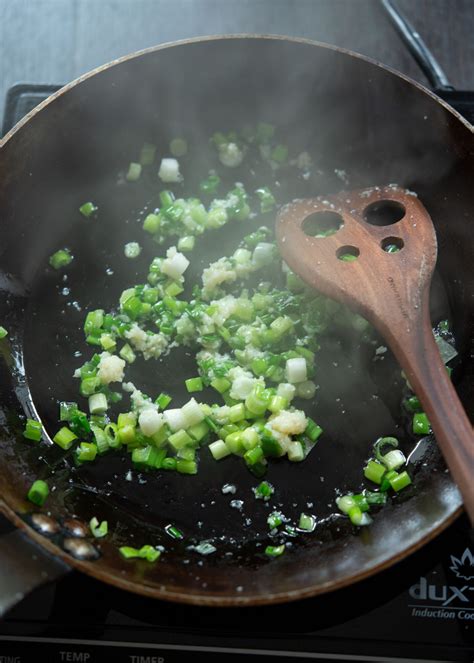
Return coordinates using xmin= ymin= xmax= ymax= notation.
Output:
xmin=0 ymin=34 xmax=472 ymax=151
xmin=0 ymin=33 xmax=467 ymax=607
xmin=0 ymin=500 xmax=462 ymax=607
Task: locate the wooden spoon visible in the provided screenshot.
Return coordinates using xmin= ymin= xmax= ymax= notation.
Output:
xmin=276 ymin=185 xmax=474 ymax=522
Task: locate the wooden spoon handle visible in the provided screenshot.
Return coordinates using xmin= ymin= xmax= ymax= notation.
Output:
xmin=381 ymin=302 xmax=474 ymax=523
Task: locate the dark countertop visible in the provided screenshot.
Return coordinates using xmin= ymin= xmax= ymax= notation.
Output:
xmin=0 ymin=0 xmax=473 ymax=127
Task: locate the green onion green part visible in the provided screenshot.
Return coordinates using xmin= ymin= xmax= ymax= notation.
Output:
xmin=49 ymin=248 xmax=73 ymax=270
xmin=90 ymin=517 xmax=108 ymax=538
xmin=79 ymin=202 xmax=98 ymax=218
xmin=265 ymin=544 xmax=285 ymax=557
xmin=23 ymin=418 xmax=42 ymax=442
xmin=27 ymin=479 xmax=49 ymax=506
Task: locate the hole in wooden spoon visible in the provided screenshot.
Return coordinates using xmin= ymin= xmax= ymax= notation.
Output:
xmin=381 ymin=236 xmax=404 ymax=253
xmin=302 ymin=211 xmax=343 ymax=237
xmin=336 ymin=245 xmax=360 ymax=262
xmin=363 ymin=200 xmax=405 ymax=226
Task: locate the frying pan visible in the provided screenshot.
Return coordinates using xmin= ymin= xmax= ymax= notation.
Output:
xmin=0 ymin=35 xmax=472 ymax=612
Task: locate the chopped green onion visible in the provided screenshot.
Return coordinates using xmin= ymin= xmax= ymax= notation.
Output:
xmin=23 ymin=418 xmax=42 ymax=442
xmin=209 ymin=439 xmax=230 ymax=460
xmin=59 ymin=401 xmax=78 ymax=421
xmin=435 ymin=335 xmax=458 ymax=364
xmin=192 ymin=541 xmax=217 ymax=555
xmin=245 ymin=385 xmax=269 ymax=415
xmin=336 ymin=495 xmax=356 ymax=514
xmin=139 ymin=142 xmax=156 ymax=165
xmin=204 ymin=415 xmax=219 ymax=433
xmin=267 ymin=511 xmax=284 ymax=529
xmin=53 ymin=426 xmax=78 ymax=450
xmin=162 ymin=457 xmax=177 ymax=470
xmin=404 ymin=395 xmax=422 ymax=412
xmin=168 ymin=429 xmax=193 ymax=450
xmin=348 ymin=506 xmax=372 ymax=526
xmin=244 ymin=445 xmax=264 ymax=465
xmin=79 ymin=201 xmax=98 ymax=218
xmin=255 ymin=186 xmax=276 ymax=213
xmin=89 ymin=517 xmax=108 ymax=538
xmin=165 ymin=524 xmax=184 ymax=539
xmin=80 ymin=377 xmax=101 ymax=397
xmin=126 ymin=162 xmax=142 ymax=182
xmin=177 ymin=235 xmax=195 ymax=252
xmin=413 ymin=412 xmax=431 ymax=435
xmin=75 ymin=442 xmax=97 ymax=462
xmin=374 ymin=436 xmax=399 ymax=462
xmin=124 ymin=242 xmax=141 ymax=258
xmin=380 ymin=469 xmax=399 ymax=492
xmin=88 ymin=393 xmax=108 ymax=415
xmin=298 ymin=513 xmax=316 ymax=531
xmin=352 ymin=494 xmax=370 ymax=512
xmin=185 ymin=377 xmax=203 ymax=393
xmin=119 ymin=545 xmax=161 ymax=562
xmin=176 ymin=459 xmax=197 ymax=474
xmin=177 ymin=446 xmax=196 ymax=461
xmin=268 ymin=395 xmax=288 ymax=413
xmin=119 ymin=343 xmax=136 ymax=364
xmin=389 ymin=470 xmax=412 ymax=492
xmin=254 ymin=480 xmax=274 ymax=500
xmin=91 ymin=425 xmax=109 ymax=455
xmin=225 ymin=431 xmax=246 ymax=456
xmin=364 ymin=460 xmax=386 ymax=485
xmin=27 ymin=479 xmax=49 ymax=506
xmin=0 ymin=326 xmax=8 ymax=339
xmin=210 ymin=377 xmax=231 ymax=394
xmin=170 ymin=137 xmax=188 ymax=157
xmin=84 ymin=309 xmax=104 ymax=335
xmin=241 ymin=427 xmax=259 ymax=450
xmin=271 ymin=144 xmax=288 ymax=163
xmin=228 ymin=403 xmax=246 ymax=423
xmin=187 ymin=420 xmax=209 ymax=442
xmin=104 ymin=423 xmax=120 ymax=448
xmin=99 ymin=333 xmax=116 ymax=351
xmin=261 ymin=432 xmax=284 ymax=458
xmin=339 ymin=253 xmax=358 ymax=262
xmin=49 ymin=248 xmax=73 ymax=270
xmin=156 ymin=392 xmax=172 ymax=410
xmin=381 ymin=449 xmax=406 ymax=471
xmin=287 ymin=440 xmax=304 ymax=462
xmin=364 ymin=491 xmax=387 ymax=506
xmin=143 ymin=213 xmax=161 ymax=234
xmin=200 ymin=173 xmax=221 ymax=195
xmin=265 ymin=544 xmax=285 ymax=557
xmin=305 ymin=418 xmax=323 ymax=442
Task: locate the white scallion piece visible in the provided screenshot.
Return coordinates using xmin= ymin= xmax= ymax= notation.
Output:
xmin=138 ymin=410 xmax=165 ymax=437
xmin=124 ymin=242 xmax=142 ymax=259
xmin=252 ymin=242 xmax=274 ymax=267
xmin=158 ymin=158 xmax=181 ymax=183
xmin=181 ymin=398 xmax=205 ymax=427
xmin=163 ymin=408 xmax=187 ymax=432
xmin=209 ymin=440 xmax=231 ymax=460
xmin=382 ymin=449 xmax=406 ymax=471
xmin=161 ymin=247 xmax=190 ymax=280
xmin=88 ymin=393 xmax=108 ymax=415
xmin=285 ymin=357 xmax=307 ymax=384
xmin=126 ymin=162 xmax=142 ymax=182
